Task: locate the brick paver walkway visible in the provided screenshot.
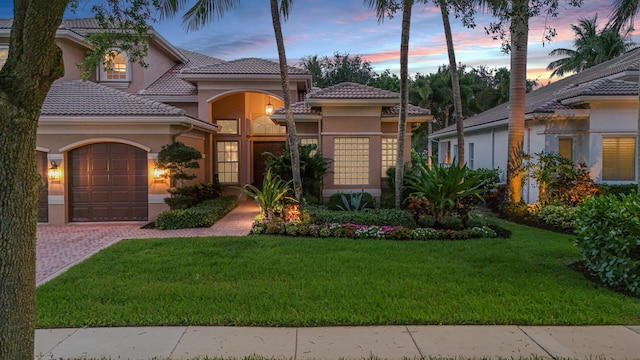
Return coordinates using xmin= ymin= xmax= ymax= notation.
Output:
xmin=36 ymin=200 xmax=259 ymax=285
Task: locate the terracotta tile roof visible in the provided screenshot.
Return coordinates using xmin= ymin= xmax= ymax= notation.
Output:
xmin=384 ymin=104 xmax=431 ymax=116
xmin=1 ymin=18 xmax=120 ymax=33
xmin=140 ymin=49 xmax=225 ymax=96
xmin=307 ymin=82 xmax=399 ymax=99
xmin=42 ymin=80 xmax=188 ymax=116
xmin=181 ymin=58 xmax=309 ymax=75
xmin=433 ymin=47 xmax=640 ymax=137
xmin=272 ymin=102 xmax=321 ymax=115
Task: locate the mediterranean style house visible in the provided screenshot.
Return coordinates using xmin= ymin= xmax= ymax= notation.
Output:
xmin=431 ymin=47 xmax=640 ymax=203
xmin=0 ymin=18 xmax=431 ymax=224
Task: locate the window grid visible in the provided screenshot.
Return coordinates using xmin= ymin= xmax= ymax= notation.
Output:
xmin=217 ymin=141 xmax=239 ymax=183
xmin=603 ymin=137 xmax=635 ymax=181
xmin=381 ymin=137 xmax=397 ymax=177
xmin=104 ymin=51 xmax=128 ymax=80
xmin=468 ymin=142 xmax=475 ymax=169
xmin=334 ymin=138 xmax=369 ymax=185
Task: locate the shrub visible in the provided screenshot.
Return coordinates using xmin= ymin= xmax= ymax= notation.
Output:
xmin=575 ymin=194 xmax=640 ymax=296
xmin=328 ymin=192 xmax=375 ymax=211
xmin=597 ymin=184 xmax=637 ymax=197
xmin=306 ymin=207 xmax=417 ymax=229
xmin=440 ymin=216 xmax=464 ymax=230
xmin=156 ymin=141 xmax=202 ymax=186
xmin=238 ymin=169 xmax=294 ymax=221
xmin=165 ymin=181 xmax=222 ymax=210
xmin=404 ymin=158 xmax=486 ymax=225
xmin=155 ymin=196 xmax=238 ymax=230
xmin=533 ymin=204 xmax=577 ymax=231
xmin=548 ymin=162 xmax=598 ymax=206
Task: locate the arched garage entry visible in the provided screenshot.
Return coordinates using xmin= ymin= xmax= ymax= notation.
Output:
xmin=68 ymin=142 xmax=148 ymax=222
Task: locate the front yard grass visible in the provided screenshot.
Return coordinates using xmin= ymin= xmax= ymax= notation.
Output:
xmin=36 ymin=221 xmax=640 ymax=328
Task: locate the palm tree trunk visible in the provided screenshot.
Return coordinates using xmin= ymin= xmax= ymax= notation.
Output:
xmin=270 ymin=0 xmax=303 ymax=201
xmin=0 ymin=3 xmax=67 ymax=359
xmin=506 ymin=0 xmax=529 ymax=204
xmin=395 ymin=0 xmax=413 ymax=209
xmin=438 ymin=0 xmax=465 ymax=167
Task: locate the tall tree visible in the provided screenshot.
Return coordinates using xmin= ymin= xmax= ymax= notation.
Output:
xmin=0 ymin=4 xmax=67 ymax=358
xmin=547 ymin=15 xmax=635 ymax=78
xmin=366 ymin=0 xmax=414 ymax=209
xmin=300 ymin=52 xmax=377 ymax=88
xmin=1 ymin=2 xmax=158 ymax=357
xmin=437 ymin=0 xmax=465 ymax=167
xmin=159 ymin=0 xmax=304 ymax=201
xmin=609 ymin=0 xmax=640 ymax=193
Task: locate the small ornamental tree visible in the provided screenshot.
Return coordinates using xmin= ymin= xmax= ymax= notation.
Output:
xmin=156 ymin=141 xmax=202 ymax=187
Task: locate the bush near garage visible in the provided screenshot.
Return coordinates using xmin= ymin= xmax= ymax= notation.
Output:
xmin=575 ymin=193 xmax=640 ymax=296
xmin=156 ymin=196 xmax=238 ymax=230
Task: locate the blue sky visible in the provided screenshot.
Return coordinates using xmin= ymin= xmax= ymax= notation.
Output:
xmin=0 ymin=0 xmax=635 ymax=82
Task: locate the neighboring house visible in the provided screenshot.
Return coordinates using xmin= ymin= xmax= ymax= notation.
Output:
xmin=431 ymin=47 xmax=640 ymax=203
xmin=0 ymin=18 xmax=431 ymax=223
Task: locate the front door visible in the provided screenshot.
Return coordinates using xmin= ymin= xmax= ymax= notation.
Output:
xmin=253 ymin=141 xmax=284 ymax=186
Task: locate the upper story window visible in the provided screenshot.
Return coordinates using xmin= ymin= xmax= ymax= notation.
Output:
xmin=101 ymin=50 xmax=130 ymax=81
xmin=0 ymin=46 xmax=8 ymax=69
xmin=252 ymin=115 xmax=286 ymax=135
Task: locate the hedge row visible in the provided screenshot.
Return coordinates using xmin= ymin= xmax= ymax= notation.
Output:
xmin=305 ymin=206 xmax=417 ymax=229
xmin=155 ymin=196 xmax=238 ymax=230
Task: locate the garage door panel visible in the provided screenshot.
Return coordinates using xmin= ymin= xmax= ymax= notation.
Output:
xmin=69 ymin=143 xmax=148 ymax=222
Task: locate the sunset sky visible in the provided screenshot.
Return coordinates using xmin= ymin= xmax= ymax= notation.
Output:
xmin=1 ymin=0 xmax=637 ymax=83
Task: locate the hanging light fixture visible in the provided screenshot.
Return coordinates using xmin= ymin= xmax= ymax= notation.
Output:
xmin=265 ymin=99 xmax=273 ymax=116
xmin=48 ymin=160 xmax=61 ymax=182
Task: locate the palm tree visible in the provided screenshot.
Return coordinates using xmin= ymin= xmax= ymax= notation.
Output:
xmin=365 ymin=0 xmax=414 ymax=209
xmin=437 ymin=0 xmax=465 ymax=167
xmin=159 ymin=0 xmax=304 ymax=201
xmin=547 ymin=16 xmax=635 ymax=78
xmin=609 ymin=0 xmax=640 ymax=192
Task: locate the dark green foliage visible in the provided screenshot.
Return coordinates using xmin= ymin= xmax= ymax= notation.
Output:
xmin=440 ymin=216 xmax=465 ymax=230
xmin=575 ymin=194 xmax=640 ymax=296
xmin=597 ymin=184 xmax=637 ymax=197
xmin=264 ymin=144 xmax=330 ymax=203
xmin=404 ymin=156 xmax=486 ymax=224
xmin=533 ymin=204 xmax=577 ymax=231
xmin=328 ymin=192 xmax=375 ymax=211
xmin=306 ymin=206 xmax=417 ymax=229
xmin=238 ymin=169 xmax=294 ymax=221
xmin=156 ymin=141 xmax=202 ymax=185
xmin=164 ymin=181 xmax=222 ymax=210
xmin=548 ymin=162 xmax=599 ymax=206
xmin=155 ymin=196 xmax=238 ymax=230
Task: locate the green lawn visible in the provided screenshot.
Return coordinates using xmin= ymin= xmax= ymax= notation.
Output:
xmin=36 ymin=222 xmax=640 ymax=328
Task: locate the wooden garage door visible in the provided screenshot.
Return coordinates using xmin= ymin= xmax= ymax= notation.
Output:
xmin=36 ymin=151 xmax=48 ymax=222
xmin=68 ymin=143 xmax=148 ymax=222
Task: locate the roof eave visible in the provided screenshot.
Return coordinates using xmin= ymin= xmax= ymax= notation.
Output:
xmin=305 ymin=99 xmax=399 ymax=106
xmin=562 ymin=95 xmax=638 ymax=105
xmin=271 ymin=114 xmax=322 ymax=123
xmin=39 ymin=115 xmax=219 ymax=133
xmin=177 ymin=73 xmax=312 ymax=81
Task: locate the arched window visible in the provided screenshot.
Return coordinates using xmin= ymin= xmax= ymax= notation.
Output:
xmin=0 ymin=46 xmax=8 ymax=69
xmin=102 ymin=50 xmax=129 ymax=81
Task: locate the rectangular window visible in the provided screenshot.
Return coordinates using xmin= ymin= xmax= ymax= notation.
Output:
xmin=603 ymin=137 xmax=635 ymax=181
xmin=442 ymin=142 xmax=451 ymax=164
xmin=381 ymin=137 xmax=397 ymax=177
xmin=334 ymin=137 xmax=369 ymax=185
xmin=217 ymin=141 xmax=239 ymax=183
xmin=468 ymin=143 xmax=475 ymax=169
xmin=300 ymin=138 xmax=319 ymax=155
xmin=217 ymin=119 xmax=239 ymax=135
xmin=558 ymin=138 xmax=573 ymax=161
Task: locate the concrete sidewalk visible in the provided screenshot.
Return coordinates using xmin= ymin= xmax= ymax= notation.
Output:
xmin=35 ymin=325 xmax=640 ymax=359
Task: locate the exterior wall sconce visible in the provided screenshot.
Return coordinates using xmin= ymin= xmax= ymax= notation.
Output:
xmin=153 ymin=164 xmax=167 ymax=182
xmin=265 ymin=101 xmax=273 ymax=116
xmin=48 ymin=161 xmax=61 ymax=182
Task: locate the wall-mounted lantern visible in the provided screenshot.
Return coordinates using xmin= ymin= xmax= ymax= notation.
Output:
xmin=48 ymin=161 xmax=61 ymax=182
xmin=153 ymin=163 xmax=167 ymax=182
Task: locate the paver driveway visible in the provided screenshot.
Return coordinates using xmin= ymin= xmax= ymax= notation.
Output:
xmin=36 ymin=200 xmax=259 ymax=285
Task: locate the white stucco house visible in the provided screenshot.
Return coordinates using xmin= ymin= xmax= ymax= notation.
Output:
xmin=431 ymin=47 xmax=640 ymax=203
